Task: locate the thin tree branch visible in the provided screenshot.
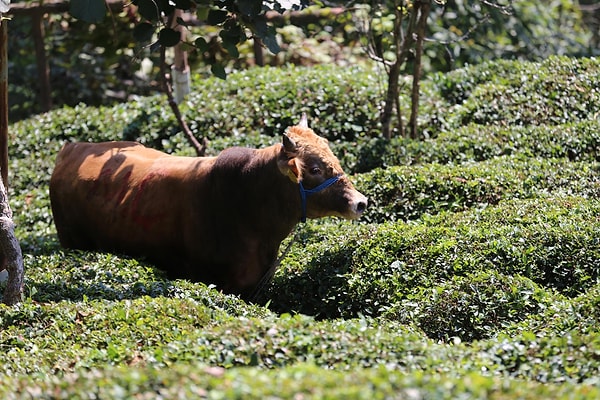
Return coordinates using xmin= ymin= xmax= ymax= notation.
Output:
xmin=381 ymin=0 xmax=419 ymax=138
xmin=160 ymin=12 xmax=207 ymax=156
xmin=409 ymin=0 xmax=431 ymax=139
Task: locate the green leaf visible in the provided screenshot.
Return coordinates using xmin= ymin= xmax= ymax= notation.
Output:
xmin=220 ymin=20 xmax=243 ymax=44
xmin=158 ymin=28 xmax=181 ymax=47
xmin=211 ymin=63 xmax=227 ymax=80
xmin=238 ymin=0 xmax=262 ymax=16
xmin=137 ymin=0 xmax=160 ymax=22
xmin=221 ymin=39 xmax=239 ymax=58
xmin=195 ymin=37 xmax=209 ymax=52
xmin=133 ymin=22 xmax=155 ymax=43
xmin=207 ymin=9 xmax=228 ymax=25
xmin=261 ymin=32 xmax=281 ymax=54
xmin=252 ymin=17 xmax=280 ymax=54
xmin=69 ymin=0 xmax=106 ymax=23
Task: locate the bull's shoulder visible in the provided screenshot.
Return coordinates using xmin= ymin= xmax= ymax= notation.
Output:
xmin=217 ymin=146 xmax=256 ymax=159
xmin=213 ymin=147 xmax=257 ymax=170
xmin=212 ymin=145 xmax=281 ymax=172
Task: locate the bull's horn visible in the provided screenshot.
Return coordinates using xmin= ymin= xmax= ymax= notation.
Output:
xmin=283 ymin=133 xmax=297 ymax=153
xmin=299 ymin=113 xmax=308 ymax=128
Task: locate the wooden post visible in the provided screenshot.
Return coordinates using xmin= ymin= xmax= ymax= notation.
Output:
xmin=0 ymin=15 xmax=6 ymax=187
xmin=409 ymin=0 xmax=431 ymax=140
xmin=32 ymin=9 xmax=52 ymax=112
xmin=171 ymin=8 xmax=190 ymax=104
xmin=0 ymin=9 xmax=25 ymax=305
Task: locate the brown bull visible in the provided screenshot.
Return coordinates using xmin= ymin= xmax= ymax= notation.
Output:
xmin=49 ymin=116 xmax=367 ymax=298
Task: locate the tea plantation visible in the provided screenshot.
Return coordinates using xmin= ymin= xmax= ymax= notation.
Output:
xmin=1 ymin=56 xmax=599 ymax=398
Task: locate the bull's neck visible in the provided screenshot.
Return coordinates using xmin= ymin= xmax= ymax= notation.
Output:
xmin=253 ymin=144 xmax=303 ymax=232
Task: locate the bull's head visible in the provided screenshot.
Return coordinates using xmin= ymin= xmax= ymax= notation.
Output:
xmin=278 ymin=114 xmax=368 ymax=221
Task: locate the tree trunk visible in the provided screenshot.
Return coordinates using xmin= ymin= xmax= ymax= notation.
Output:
xmin=32 ymin=10 xmax=51 ymax=112
xmin=0 ymin=178 xmax=23 ymax=305
xmin=0 ymin=17 xmax=24 ymax=305
xmin=381 ymin=60 xmax=401 ymax=140
xmin=409 ymin=0 xmax=431 ymax=139
xmin=171 ymin=9 xmax=190 ymax=104
xmin=253 ymin=37 xmax=265 ymax=67
xmin=380 ymin=1 xmax=419 ymax=139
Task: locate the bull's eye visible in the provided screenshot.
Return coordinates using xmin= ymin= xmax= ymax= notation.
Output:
xmin=309 ymin=167 xmax=322 ymax=175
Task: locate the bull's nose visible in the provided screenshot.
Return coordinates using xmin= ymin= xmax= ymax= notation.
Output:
xmin=352 ymin=194 xmax=368 ymax=216
xmin=356 ymin=199 xmax=367 ymax=214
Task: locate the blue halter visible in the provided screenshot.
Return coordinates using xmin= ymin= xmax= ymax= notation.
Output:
xmin=298 ymin=175 xmax=342 ymax=223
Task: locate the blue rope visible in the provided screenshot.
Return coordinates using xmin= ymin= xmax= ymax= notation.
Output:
xmin=298 ymin=175 xmax=342 ymax=222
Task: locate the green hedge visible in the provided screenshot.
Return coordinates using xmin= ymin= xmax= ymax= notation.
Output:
xmin=9 ymin=59 xmax=599 ymax=187
xmin=431 ymin=56 xmax=600 ymax=127
xmin=3 ymin=56 xmax=600 ymax=397
xmin=413 ymin=271 xmax=547 ymax=342
xmin=11 ymin=115 xmax=600 ymax=195
xmin=3 ymin=290 xmax=600 ymax=384
xmin=7 ymin=64 xmax=384 ymax=153
xmin=3 ymin=285 xmax=600 ymax=385
xmin=2 ymin=362 xmax=599 ymax=399
xmin=355 ymin=156 xmax=600 ymax=222
xmin=183 ymin=64 xmax=384 ymax=141
xmin=337 ymin=120 xmax=600 ymax=173
xmin=262 ymin=197 xmax=600 ymax=327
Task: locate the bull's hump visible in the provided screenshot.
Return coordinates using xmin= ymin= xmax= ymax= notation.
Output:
xmin=151 ymin=153 xmax=216 ymax=176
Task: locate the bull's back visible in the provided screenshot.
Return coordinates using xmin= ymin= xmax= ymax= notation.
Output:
xmin=50 ymin=141 xmax=205 ymax=255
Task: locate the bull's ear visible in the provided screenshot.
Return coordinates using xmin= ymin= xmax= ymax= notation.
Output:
xmin=287 ymin=158 xmax=301 ymax=181
xmin=299 ymin=113 xmax=308 ymax=128
xmin=278 ymin=137 xmax=301 ymax=182
xmin=277 ymin=150 xmax=301 ymax=182
xmin=282 ymin=133 xmax=297 ymax=154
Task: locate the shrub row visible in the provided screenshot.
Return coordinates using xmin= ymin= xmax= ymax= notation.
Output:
xmin=9 ymin=98 xmax=599 ymax=201
xmin=336 ymin=120 xmax=600 ymax=173
xmin=9 ymin=111 xmax=599 ymax=199
xmin=16 ymin=57 xmax=598 ymax=147
xmin=2 ymin=361 xmax=600 ymax=399
xmin=262 ymin=196 xmax=600 ymax=330
xmin=8 ymin=64 xmax=385 ymax=157
xmin=7 ymin=62 xmax=383 ymax=146
xmin=7 ymin=57 xmax=599 ymax=191
xmin=355 ymin=156 xmax=600 ymax=222
xmin=431 ymin=56 xmax=600 ymax=127
xmin=183 ymin=64 xmax=384 ymax=141
xmin=2 ymin=285 xmax=600 ymax=385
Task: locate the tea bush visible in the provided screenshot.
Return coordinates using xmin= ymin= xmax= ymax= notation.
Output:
xmin=414 ymin=271 xmax=548 ymax=342
xmin=431 ymin=56 xmax=600 ymax=127
xmin=2 ymin=56 xmax=600 ymax=397
xmin=355 ymin=156 xmax=600 ymax=222
xmin=3 ymin=361 xmax=600 ymax=399
xmin=184 ymin=64 xmax=384 ymax=141
xmin=337 ymin=120 xmax=600 ymax=173
xmin=262 ymin=196 xmax=600 ymax=325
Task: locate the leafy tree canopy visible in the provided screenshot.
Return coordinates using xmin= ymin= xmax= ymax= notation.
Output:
xmin=70 ymin=0 xmax=308 ymax=76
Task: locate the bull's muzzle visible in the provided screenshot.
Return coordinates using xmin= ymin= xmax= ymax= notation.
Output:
xmin=348 ymin=191 xmax=368 ymax=219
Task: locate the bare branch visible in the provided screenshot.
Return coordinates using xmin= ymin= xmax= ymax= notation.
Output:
xmin=160 ymin=12 xmax=208 ymax=156
xmin=409 ymin=0 xmax=432 ymax=139
xmin=479 ymin=0 xmax=514 ymax=15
